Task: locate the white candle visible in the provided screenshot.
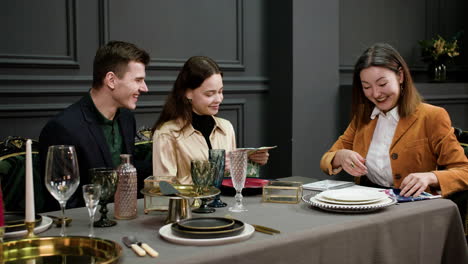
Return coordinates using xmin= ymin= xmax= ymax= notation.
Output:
xmin=25 ymin=139 xmax=35 ymax=223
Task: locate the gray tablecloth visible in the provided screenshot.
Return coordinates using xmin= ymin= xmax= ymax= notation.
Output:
xmin=38 ymin=189 xmax=467 ymax=264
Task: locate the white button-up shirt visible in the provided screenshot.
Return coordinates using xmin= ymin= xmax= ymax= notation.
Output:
xmin=365 ymin=107 xmax=400 ymax=187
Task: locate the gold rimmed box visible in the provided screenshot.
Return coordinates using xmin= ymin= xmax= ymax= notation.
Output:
xmin=142 ymin=176 xmax=175 ymax=213
xmin=262 ymin=181 xmax=303 ymax=204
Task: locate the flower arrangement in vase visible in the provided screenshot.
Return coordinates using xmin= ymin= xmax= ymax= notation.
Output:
xmin=419 ymin=32 xmax=462 ymax=81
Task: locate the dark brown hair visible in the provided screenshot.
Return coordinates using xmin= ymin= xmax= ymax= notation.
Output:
xmin=92 ymin=41 xmax=150 ymax=88
xmin=351 ymin=43 xmax=422 ymax=124
xmin=151 ymin=56 xmax=222 ymax=133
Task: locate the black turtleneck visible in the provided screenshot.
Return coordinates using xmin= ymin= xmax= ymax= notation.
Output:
xmin=191 ymin=112 xmax=215 ymax=149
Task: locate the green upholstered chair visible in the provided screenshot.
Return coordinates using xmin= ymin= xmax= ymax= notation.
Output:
xmin=452 ymin=127 xmax=468 ymax=237
xmin=454 ymin=127 xmax=468 ymax=157
xmin=0 ymin=136 xmax=46 ymax=213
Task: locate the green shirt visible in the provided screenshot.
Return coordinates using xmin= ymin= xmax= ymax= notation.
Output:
xmin=88 ymin=93 xmax=123 ymax=167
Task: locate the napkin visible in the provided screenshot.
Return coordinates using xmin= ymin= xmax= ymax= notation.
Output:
xmin=384 ymin=188 xmax=441 ymax=203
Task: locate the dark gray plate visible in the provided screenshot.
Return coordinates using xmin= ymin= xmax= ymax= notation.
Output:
xmin=177 ymin=217 xmax=235 ymax=231
xmin=171 ymin=219 xmax=245 ymax=239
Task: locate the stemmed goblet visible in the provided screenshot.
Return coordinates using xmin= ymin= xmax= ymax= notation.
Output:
xmin=45 ymin=145 xmax=80 ymax=236
xmin=228 ymin=150 xmax=248 ymax=212
xmin=82 ymin=184 xmax=101 ymax=237
xmin=208 ymin=149 xmax=227 ymax=208
xmin=89 ymin=168 xmax=118 ymax=227
xmin=191 ymin=160 xmax=216 ymax=213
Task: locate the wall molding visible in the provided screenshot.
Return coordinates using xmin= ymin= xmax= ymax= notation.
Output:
xmin=0 ymin=98 xmax=247 ymax=146
xmin=99 ymin=0 xmax=244 ymax=71
xmin=0 ymin=0 xmax=79 ymax=68
xmin=423 ymin=95 xmax=468 ymax=105
xmin=0 ymin=75 xmax=269 ymax=94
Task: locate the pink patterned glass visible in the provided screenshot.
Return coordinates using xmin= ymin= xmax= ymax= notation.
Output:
xmin=228 ymin=150 xmax=248 ymax=212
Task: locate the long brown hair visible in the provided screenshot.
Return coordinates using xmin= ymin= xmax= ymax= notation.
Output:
xmin=151 ymin=56 xmax=222 ymax=133
xmin=351 ymin=43 xmax=422 ymax=124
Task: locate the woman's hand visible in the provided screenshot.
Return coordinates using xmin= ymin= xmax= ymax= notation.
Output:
xmin=399 ymin=172 xmax=439 ymax=197
xmin=248 ymin=150 xmax=269 ymax=165
xmin=333 ymin=149 xmax=367 ymax=176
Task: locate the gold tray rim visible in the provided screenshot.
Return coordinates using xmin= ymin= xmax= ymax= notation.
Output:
xmin=141 ymin=184 xmax=220 ymax=198
xmin=2 ymin=236 xmax=122 ymax=264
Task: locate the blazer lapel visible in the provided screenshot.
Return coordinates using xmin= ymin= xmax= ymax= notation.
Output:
xmin=80 ymin=97 xmax=114 ymax=167
xmin=391 ymin=110 xmax=419 ymax=149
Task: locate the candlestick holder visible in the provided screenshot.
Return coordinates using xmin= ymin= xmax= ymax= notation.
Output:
xmin=24 ymin=221 xmax=37 ymax=238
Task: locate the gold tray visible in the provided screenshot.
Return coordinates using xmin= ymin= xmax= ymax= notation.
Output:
xmin=2 ymin=236 xmax=122 ymax=264
xmin=141 ymin=184 xmax=220 ymax=199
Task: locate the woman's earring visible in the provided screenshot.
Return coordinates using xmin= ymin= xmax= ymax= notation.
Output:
xmin=187 ymin=98 xmax=192 ymax=103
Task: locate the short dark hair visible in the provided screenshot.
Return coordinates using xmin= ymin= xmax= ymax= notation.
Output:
xmin=92 ymin=41 xmax=150 ymax=88
xmin=152 ymin=56 xmax=222 ymax=133
xmin=351 ymin=43 xmax=422 ymax=124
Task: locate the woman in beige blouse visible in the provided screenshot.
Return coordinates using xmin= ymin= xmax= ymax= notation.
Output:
xmin=151 ymin=56 xmax=269 ymax=184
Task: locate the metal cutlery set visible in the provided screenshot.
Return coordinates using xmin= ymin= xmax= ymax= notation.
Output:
xmin=122 ymin=236 xmax=159 ymax=257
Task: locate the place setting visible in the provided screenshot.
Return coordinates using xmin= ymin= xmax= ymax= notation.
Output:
xmin=302 ymin=187 xmax=397 ymax=213
xmin=158 ymin=149 xmax=280 ymax=246
xmin=159 ymin=216 xmax=255 ymax=246
xmin=2 ymin=212 xmax=53 ymax=239
xmin=2 ymin=144 xmax=123 ymax=264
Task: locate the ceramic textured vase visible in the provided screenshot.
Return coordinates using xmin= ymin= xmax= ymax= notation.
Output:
xmin=114 ymin=154 xmax=138 ymax=219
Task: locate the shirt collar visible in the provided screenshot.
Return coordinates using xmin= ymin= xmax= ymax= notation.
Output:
xmin=370 ymin=106 xmax=400 ymax=121
xmin=87 ymin=92 xmax=120 ymax=125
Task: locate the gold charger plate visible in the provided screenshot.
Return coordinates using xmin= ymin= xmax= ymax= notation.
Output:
xmin=141 ymin=184 xmax=220 ymax=199
xmin=2 ymin=236 xmax=122 ymax=264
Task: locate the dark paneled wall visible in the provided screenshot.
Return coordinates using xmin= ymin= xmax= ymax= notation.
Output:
xmin=0 ymin=1 xmax=270 ymax=157
xmin=292 ymin=1 xmax=339 ymax=177
xmin=338 ymin=0 xmax=468 ymax=135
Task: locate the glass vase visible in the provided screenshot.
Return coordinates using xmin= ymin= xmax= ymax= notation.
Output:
xmin=430 ymin=62 xmax=447 ymax=82
xmin=114 ymin=154 xmax=138 ymax=219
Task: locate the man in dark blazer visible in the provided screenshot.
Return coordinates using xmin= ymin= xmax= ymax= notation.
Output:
xmin=39 ymin=41 xmax=150 ymax=211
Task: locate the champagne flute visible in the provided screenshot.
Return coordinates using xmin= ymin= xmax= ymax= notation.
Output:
xmin=228 ymin=150 xmax=248 ymax=212
xmin=82 ymin=184 xmax=101 ymax=237
xmin=45 ymin=145 xmax=80 ymax=237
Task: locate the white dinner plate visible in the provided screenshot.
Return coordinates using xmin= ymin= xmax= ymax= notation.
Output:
xmin=314 ymin=193 xmax=388 ymax=205
xmin=159 ymin=223 xmax=255 ymax=246
xmin=320 ymin=188 xmax=387 ymax=202
xmin=4 ymin=216 xmax=53 ymax=239
xmin=302 ymin=194 xmax=396 ymax=213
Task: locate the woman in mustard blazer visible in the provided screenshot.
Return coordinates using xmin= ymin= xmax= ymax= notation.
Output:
xmin=320 ymin=43 xmax=468 ymax=197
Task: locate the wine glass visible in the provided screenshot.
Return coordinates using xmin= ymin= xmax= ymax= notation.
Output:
xmin=89 ymin=168 xmax=118 ymax=227
xmin=82 ymin=184 xmax=101 ymax=237
xmin=228 ymin=150 xmax=248 ymax=212
xmin=45 ymin=145 xmax=80 ymax=236
xmin=208 ymin=149 xmax=227 ymax=208
xmin=191 ymin=160 xmax=216 ymax=214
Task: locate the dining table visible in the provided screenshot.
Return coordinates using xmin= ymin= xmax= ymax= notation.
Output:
xmin=19 ymin=176 xmax=468 ymax=264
